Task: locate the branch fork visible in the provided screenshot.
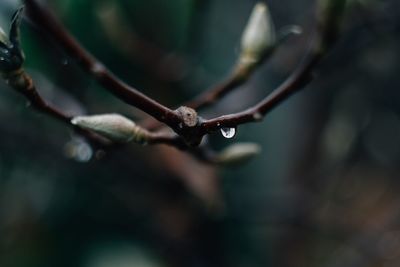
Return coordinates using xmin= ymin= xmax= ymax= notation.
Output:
xmin=0 ymin=0 xmax=348 ymax=164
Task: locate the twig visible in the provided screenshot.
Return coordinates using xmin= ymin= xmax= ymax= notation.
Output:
xmin=140 ymin=68 xmax=247 ymax=131
xmin=3 ymin=70 xmax=70 ymax=124
xmin=21 ymin=0 xmax=347 ymax=149
xmin=146 ymin=132 xmax=188 ymax=149
xmin=186 ymin=64 xmax=252 ymax=111
xmin=24 ymin=0 xmax=200 ymax=148
xmin=142 ymin=24 xmax=302 ymax=131
xmin=4 ymin=68 xmax=189 ymax=149
xmin=24 ymin=0 xmax=182 ymax=130
xmin=2 ymin=69 xmax=111 ymax=146
xmin=185 ymin=25 xmax=303 ymax=111
xmin=0 ymin=7 xmax=185 ymax=149
xmin=199 ymin=52 xmax=320 ymax=132
xmin=198 ymin=0 xmax=347 ymax=135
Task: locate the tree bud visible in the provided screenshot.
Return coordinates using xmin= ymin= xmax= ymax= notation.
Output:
xmin=71 ymin=114 xmax=147 ymax=143
xmin=240 ymin=3 xmax=276 ymax=66
xmin=216 ymin=143 xmax=261 ymax=166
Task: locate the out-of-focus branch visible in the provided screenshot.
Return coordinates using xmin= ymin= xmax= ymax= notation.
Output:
xmin=96 ymin=2 xmax=189 ymax=83
xmin=4 ymin=70 xmax=70 ymax=125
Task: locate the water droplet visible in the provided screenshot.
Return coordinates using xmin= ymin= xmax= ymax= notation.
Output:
xmin=220 ymin=127 xmax=236 ymax=139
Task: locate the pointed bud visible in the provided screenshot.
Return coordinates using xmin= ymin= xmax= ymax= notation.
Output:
xmin=240 ymin=3 xmax=276 ymax=66
xmin=71 ymin=114 xmax=148 ymax=143
xmin=215 ymin=143 xmax=261 ymax=166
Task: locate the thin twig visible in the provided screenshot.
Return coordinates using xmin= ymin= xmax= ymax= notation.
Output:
xmin=198 ymin=0 xmax=347 ymax=134
xmin=3 ymin=69 xmax=188 ymax=149
xmin=141 ymin=25 xmax=302 ymax=131
xmin=2 ymin=69 xmax=111 ymax=146
xmin=141 ymin=66 xmax=248 ymax=131
xmin=199 ymin=51 xmax=321 ymax=132
xmin=186 ymin=65 xmax=251 ymax=111
xmin=24 ymin=0 xmax=182 ymax=130
xmin=185 ymin=26 xmax=302 ymax=111
xmin=146 ymin=132 xmax=188 ymax=149
xmin=22 ymin=0 xmax=346 ymax=149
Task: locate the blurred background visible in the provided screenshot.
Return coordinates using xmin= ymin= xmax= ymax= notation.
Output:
xmin=0 ymin=0 xmax=400 ymax=266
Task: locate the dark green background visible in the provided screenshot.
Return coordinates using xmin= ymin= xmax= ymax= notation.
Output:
xmin=1 ymin=0 xmax=400 ymax=266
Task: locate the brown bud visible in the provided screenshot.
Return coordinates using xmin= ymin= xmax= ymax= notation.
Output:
xmin=175 ymin=106 xmax=198 ymax=127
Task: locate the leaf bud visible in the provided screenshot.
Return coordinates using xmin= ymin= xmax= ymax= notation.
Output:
xmin=215 ymin=142 xmax=261 ymax=166
xmin=71 ymin=114 xmax=149 ymax=144
xmin=239 ymin=3 xmax=276 ymax=66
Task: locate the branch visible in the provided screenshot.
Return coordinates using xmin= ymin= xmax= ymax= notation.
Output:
xmin=198 ymin=0 xmax=347 ymax=134
xmin=18 ymin=0 xmax=347 ymax=150
xmin=141 ymin=5 xmax=301 ymax=131
xmin=185 ymin=26 xmax=302 ymax=111
xmin=199 ymin=52 xmax=321 ymax=132
xmin=2 ymin=69 xmax=111 ymax=146
xmin=3 ymin=68 xmax=187 ymax=149
xmin=24 ymin=0 xmax=182 ymax=130
xmin=70 ymin=113 xmax=188 ymax=149
xmin=0 ymin=7 xmax=108 ymax=146
xmin=0 ymin=7 xmax=188 ymax=150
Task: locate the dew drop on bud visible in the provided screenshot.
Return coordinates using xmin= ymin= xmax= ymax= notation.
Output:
xmin=220 ymin=127 xmax=236 ymax=139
